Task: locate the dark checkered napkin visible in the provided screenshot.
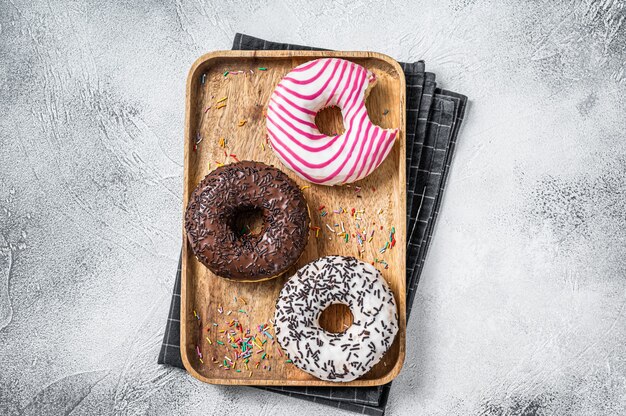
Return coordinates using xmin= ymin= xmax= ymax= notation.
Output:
xmin=158 ymin=33 xmax=467 ymax=416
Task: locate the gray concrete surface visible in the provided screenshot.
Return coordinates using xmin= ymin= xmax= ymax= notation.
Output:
xmin=1 ymin=0 xmax=625 ymax=415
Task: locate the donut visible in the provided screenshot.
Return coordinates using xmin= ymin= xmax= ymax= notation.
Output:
xmin=266 ymin=58 xmax=399 ymax=186
xmin=185 ymin=161 xmax=310 ymax=282
xmin=274 ymin=256 xmax=399 ymax=381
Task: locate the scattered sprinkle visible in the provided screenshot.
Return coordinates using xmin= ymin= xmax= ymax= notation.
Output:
xmin=379 ymin=241 xmax=389 ymax=254
xmin=258 ymin=67 xmax=267 ymax=71
xmin=374 ymin=258 xmax=389 ymax=269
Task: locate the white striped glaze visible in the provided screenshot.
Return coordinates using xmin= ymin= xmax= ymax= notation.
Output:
xmin=266 ymin=58 xmax=399 ymax=186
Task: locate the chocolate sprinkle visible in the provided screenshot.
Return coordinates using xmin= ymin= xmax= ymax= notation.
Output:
xmin=185 ymin=161 xmax=310 ymax=281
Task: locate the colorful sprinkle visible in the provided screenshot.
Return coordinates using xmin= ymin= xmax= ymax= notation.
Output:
xmin=310 ymin=226 xmax=321 ymax=238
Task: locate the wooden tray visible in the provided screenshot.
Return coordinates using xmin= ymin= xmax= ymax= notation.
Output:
xmin=181 ymin=50 xmax=406 ymax=386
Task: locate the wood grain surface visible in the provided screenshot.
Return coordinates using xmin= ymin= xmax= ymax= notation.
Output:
xmin=181 ymin=50 xmax=406 ymax=386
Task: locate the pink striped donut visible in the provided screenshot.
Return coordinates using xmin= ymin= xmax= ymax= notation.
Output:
xmin=266 ymin=58 xmax=399 ymax=186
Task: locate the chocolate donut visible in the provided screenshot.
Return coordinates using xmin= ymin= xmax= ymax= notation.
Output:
xmin=185 ymin=161 xmax=310 ymax=282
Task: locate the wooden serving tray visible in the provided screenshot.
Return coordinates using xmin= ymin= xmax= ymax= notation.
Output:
xmin=181 ymin=50 xmax=406 ymax=386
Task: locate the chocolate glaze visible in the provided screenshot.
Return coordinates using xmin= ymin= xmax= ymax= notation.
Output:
xmin=185 ymin=161 xmax=310 ymax=281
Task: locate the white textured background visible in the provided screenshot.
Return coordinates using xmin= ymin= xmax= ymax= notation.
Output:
xmin=1 ymin=1 xmax=625 ymax=415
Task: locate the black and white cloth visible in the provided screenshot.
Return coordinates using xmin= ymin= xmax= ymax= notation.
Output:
xmin=158 ymin=33 xmax=468 ymax=416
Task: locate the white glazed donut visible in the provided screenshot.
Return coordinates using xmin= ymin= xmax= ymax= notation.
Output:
xmin=266 ymin=58 xmax=399 ymax=186
xmin=274 ymin=256 xmax=399 ymax=382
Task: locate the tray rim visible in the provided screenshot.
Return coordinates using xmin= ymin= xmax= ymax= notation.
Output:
xmin=181 ymin=49 xmax=407 ymax=386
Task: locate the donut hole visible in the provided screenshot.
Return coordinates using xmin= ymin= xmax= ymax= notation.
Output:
xmin=319 ymin=303 xmax=354 ymax=334
xmin=314 ymin=106 xmax=345 ymax=136
xmin=231 ymin=206 xmax=265 ymax=237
